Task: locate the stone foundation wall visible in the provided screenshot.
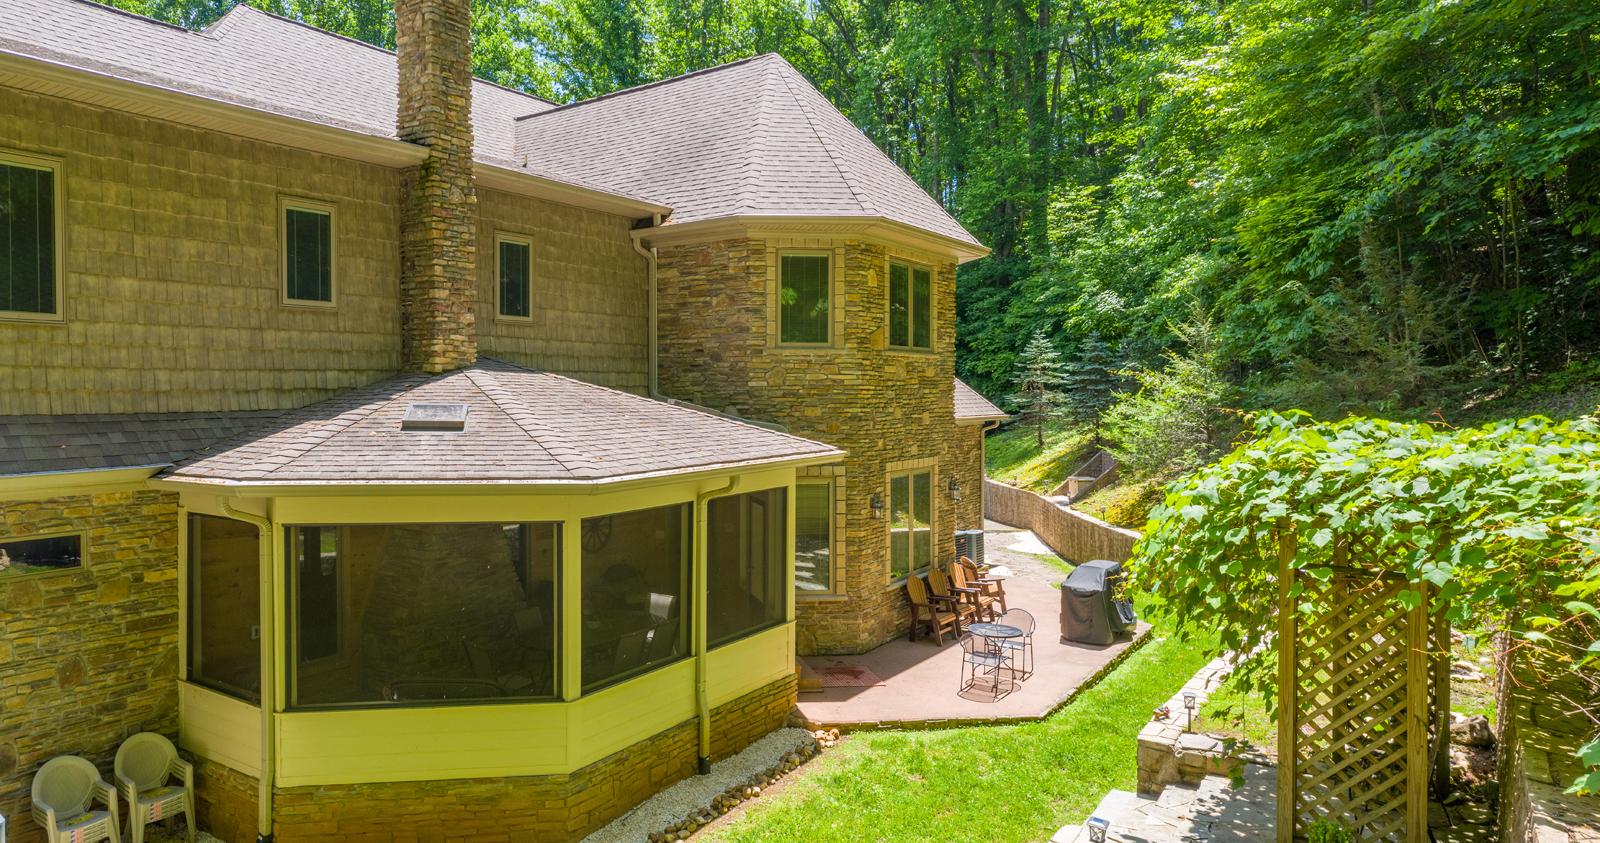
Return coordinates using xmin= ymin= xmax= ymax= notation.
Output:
xmin=983 ymin=479 xmax=1139 ymax=564
xmin=193 ymin=757 xmax=259 ymax=843
xmin=243 ymin=675 xmax=796 ymax=842
xmin=656 ymin=237 xmax=960 ymax=655
xmin=0 ymin=490 xmax=181 ymax=843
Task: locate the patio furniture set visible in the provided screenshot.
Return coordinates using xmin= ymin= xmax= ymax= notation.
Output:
xmin=905 ymin=556 xmax=1037 ymax=701
xmin=27 ymin=732 xmax=194 ymax=843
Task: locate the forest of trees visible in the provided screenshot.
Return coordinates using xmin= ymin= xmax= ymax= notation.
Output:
xmin=110 ymin=0 xmax=1600 ymax=428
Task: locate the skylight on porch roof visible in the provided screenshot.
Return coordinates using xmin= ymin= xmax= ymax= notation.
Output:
xmin=401 ymin=403 xmax=469 ymax=432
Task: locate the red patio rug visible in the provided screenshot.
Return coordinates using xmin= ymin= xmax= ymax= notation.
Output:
xmin=811 ymin=664 xmax=886 ymax=688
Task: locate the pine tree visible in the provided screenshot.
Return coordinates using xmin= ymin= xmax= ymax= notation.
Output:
xmin=1009 ymin=329 xmax=1071 ymax=447
xmin=1061 ymin=332 xmax=1124 ymax=435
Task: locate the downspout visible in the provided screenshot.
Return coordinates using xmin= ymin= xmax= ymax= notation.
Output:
xmin=222 ymin=499 xmax=275 ymax=843
xmin=630 ymin=212 xmax=664 ymax=399
xmin=692 ymin=476 xmax=739 ymax=774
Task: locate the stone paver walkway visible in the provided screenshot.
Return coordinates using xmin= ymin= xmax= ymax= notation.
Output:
xmin=795 ymin=524 xmax=1148 ymax=729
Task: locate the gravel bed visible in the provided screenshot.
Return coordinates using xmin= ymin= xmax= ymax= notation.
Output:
xmin=582 ymin=727 xmax=817 ymax=843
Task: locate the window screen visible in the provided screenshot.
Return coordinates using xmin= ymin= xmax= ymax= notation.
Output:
xmin=795 ymin=482 xmax=833 ymax=593
xmin=499 ymin=239 xmax=531 ymax=318
xmin=581 ymin=504 xmax=691 ymax=692
xmin=708 ymin=488 xmax=787 ymax=646
xmin=188 ymin=514 xmax=260 ymax=702
xmin=284 ymin=206 xmax=332 ymax=303
xmin=779 ymin=254 xmax=829 ymax=343
xmin=1 ymin=160 xmax=57 ymax=315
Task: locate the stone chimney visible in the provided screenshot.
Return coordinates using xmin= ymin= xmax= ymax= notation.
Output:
xmin=396 ymin=0 xmax=477 ymax=372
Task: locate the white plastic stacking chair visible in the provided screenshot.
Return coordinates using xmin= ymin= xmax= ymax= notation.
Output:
xmin=31 ymin=755 xmax=121 ymax=843
xmin=113 ymin=733 xmax=194 ymax=843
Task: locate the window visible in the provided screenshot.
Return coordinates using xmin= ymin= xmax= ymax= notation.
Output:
xmin=0 ymin=153 xmax=62 ymax=319
xmin=888 ymin=470 xmax=933 ymax=579
xmin=0 ymin=532 xmax=82 ymax=576
xmin=497 ymin=235 xmax=532 ymax=319
xmin=778 ymin=253 xmax=830 ymax=344
xmin=888 ymin=261 xmax=932 ymax=349
xmin=286 ymin=522 xmax=560 ymax=707
xmin=188 ymin=515 xmax=260 ymax=702
xmin=708 ymin=488 xmax=787 ymax=646
xmin=581 ymin=504 xmax=691 ymax=692
xmin=795 ymin=482 xmax=833 ymax=593
xmin=281 ymin=199 xmax=333 ymax=305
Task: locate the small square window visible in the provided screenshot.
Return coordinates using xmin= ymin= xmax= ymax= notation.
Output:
xmin=0 ymin=151 xmax=63 ymax=320
xmin=889 ymin=261 xmax=932 ymax=350
xmin=282 ymin=199 xmax=334 ymax=305
xmin=498 ymin=235 xmax=532 ymax=319
xmin=779 ymin=253 xmax=830 ymax=344
xmin=0 ymin=532 xmax=83 ymax=576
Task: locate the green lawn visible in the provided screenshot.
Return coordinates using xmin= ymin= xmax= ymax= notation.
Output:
xmin=985 ymin=422 xmax=1095 ymax=495
xmin=703 ymin=629 xmax=1214 ymax=843
xmin=1194 ymin=674 xmax=1276 ymax=758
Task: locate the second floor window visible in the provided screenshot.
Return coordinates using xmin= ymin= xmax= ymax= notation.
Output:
xmin=888 ymin=261 xmax=932 ymax=349
xmin=498 ymin=235 xmax=532 ymax=319
xmin=282 ymin=200 xmax=333 ymax=305
xmin=779 ymin=253 xmax=830 ymax=344
xmin=1 ymin=153 xmax=61 ymax=319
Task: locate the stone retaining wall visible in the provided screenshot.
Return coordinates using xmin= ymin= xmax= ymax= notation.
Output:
xmin=1496 ymin=635 xmax=1600 ymax=842
xmin=1136 ymin=657 xmax=1245 ymax=794
xmin=983 ymin=479 xmax=1139 ymax=563
xmin=0 ymin=489 xmax=180 ymax=843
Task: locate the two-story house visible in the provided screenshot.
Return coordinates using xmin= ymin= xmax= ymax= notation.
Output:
xmin=0 ymin=0 xmax=1004 ymax=838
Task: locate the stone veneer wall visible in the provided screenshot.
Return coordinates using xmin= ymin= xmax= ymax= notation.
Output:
xmin=1496 ymin=635 xmax=1600 ymax=842
xmin=0 ymin=88 xmax=403 ymax=414
xmin=655 ymin=237 xmax=959 ymax=655
xmin=395 ymin=0 xmax=479 ymax=373
xmin=983 ymin=479 xmax=1140 ymax=564
xmin=944 ymin=424 xmax=987 ymax=535
xmin=475 ymin=188 xmax=649 ymax=392
xmin=0 ymin=490 xmax=180 ymax=843
xmin=202 ymin=675 xmax=797 ymax=842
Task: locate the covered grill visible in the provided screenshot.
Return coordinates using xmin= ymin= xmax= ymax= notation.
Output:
xmin=1060 ymin=559 xmax=1137 ymax=645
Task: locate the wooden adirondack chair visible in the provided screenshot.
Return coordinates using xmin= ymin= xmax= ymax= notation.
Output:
xmin=928 ymin=567 xmax=981 ymax=627
xmin=906 ymin=574 xmax=964 ymax=644
xmin=947 ymin=560 xmax=999 ymax=621
xmin=955 ymin=556 xmax=1008 ymax=615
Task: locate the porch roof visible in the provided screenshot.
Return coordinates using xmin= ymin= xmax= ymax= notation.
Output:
xmin=954 ymin=378 xmax=1007 ymax=422
xmin=160 ymin=359 xmax=842 ymax=486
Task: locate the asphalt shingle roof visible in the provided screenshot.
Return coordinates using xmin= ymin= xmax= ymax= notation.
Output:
xmin=514 ymin=55 xmax=981 ymax=247
xmin=162 ymin=359 xmax=842 ymax=485
xmin=954 ymin=378 xmax=1007 ymax=421
xmin=0 ymin=410 xmax=284 ymax=476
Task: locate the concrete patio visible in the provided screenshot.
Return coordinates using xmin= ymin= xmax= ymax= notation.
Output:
xmin=795 ymin=523 xmax=1149 ymax=729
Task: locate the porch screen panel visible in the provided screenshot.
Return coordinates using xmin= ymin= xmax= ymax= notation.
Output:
xmin=0 ymin=161 xmax=56 ymax=314
xmin=581 ymin=503 xmax=691 ymax=693
xmin=286 ymin=522 xmax=559 ymax=708
xmin=188 ymin=514 xmax=261 ymax=702
xmin=794 ymin=482 xmax=832 ymax=593
xmin=708 ymin=487 xmax=787 ymax=647
xmin=779 ymin=254 xmax=830 ymax=343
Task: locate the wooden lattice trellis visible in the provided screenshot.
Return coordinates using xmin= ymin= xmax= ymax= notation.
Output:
xmin=1277 ymin=529 xmax=1447 ymax=842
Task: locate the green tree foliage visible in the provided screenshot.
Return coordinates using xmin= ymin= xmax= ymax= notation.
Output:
xmin=1060 ymin=332 xmax=1122 ymax=426
xmin=1009 ymin=329 xmax=1071 ymax=446
xmin=1102 ymin=312 xmax=1232 ymax=478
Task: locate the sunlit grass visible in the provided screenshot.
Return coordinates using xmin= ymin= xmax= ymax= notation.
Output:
xmin=985 ymin=423 xmax=1095 ymax=495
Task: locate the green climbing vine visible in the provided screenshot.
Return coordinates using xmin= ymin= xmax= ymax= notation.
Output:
xmin=1127 ymin=411 xmax=1600 ymax=794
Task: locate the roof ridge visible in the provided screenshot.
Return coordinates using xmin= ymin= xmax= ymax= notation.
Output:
xmin=514 ymin=53 xmax=781 ymax=121
xmin=255 ymin=373 xmax=431 ymax=476
xmin=58 ymin=0 xmax=190 ymax=33
xmin=461 ymin=366 xmax=602 ymax=478
xmin=207 ymin=3 xmax=559 ymax=106
xmin=773 ymin=59 xmax=878 ymax=215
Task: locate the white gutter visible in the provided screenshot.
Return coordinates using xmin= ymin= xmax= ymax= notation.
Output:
xmin=220 ymin=500 xmax=275 ymax=843
xmin=692 ymin=475 xmax=740 ymax=773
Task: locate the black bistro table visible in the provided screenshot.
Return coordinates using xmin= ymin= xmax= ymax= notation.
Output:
xmin=963 ymin=622 xmax=1025 ymax=699
xmin=968 ymin=622 xmax=1023 ymax=652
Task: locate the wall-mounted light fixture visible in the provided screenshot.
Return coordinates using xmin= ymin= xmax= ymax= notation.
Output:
xmin=869 ymin=493 xmax=885 ymax=520
xmin=946 ymin=476 xmax=962 ymax=502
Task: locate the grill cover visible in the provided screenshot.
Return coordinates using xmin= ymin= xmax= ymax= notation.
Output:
xmin=1060 ymin=559 xmax=1136 ymax=645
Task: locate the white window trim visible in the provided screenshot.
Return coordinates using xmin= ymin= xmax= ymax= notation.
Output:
xmin=494 ymin=231 xmax=535 ymax=322
xmin=771 ymin=248 xmax=839 ymax=348
xmin=884 ymin=458 xmax=939 ymax=585
xmin=279 ymin=196 xmax=337 ymax=309
xmin=886 ymin=258 xmax=935 ymax=352
xmin=0 ymin=148 xmax=66 ymax=323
